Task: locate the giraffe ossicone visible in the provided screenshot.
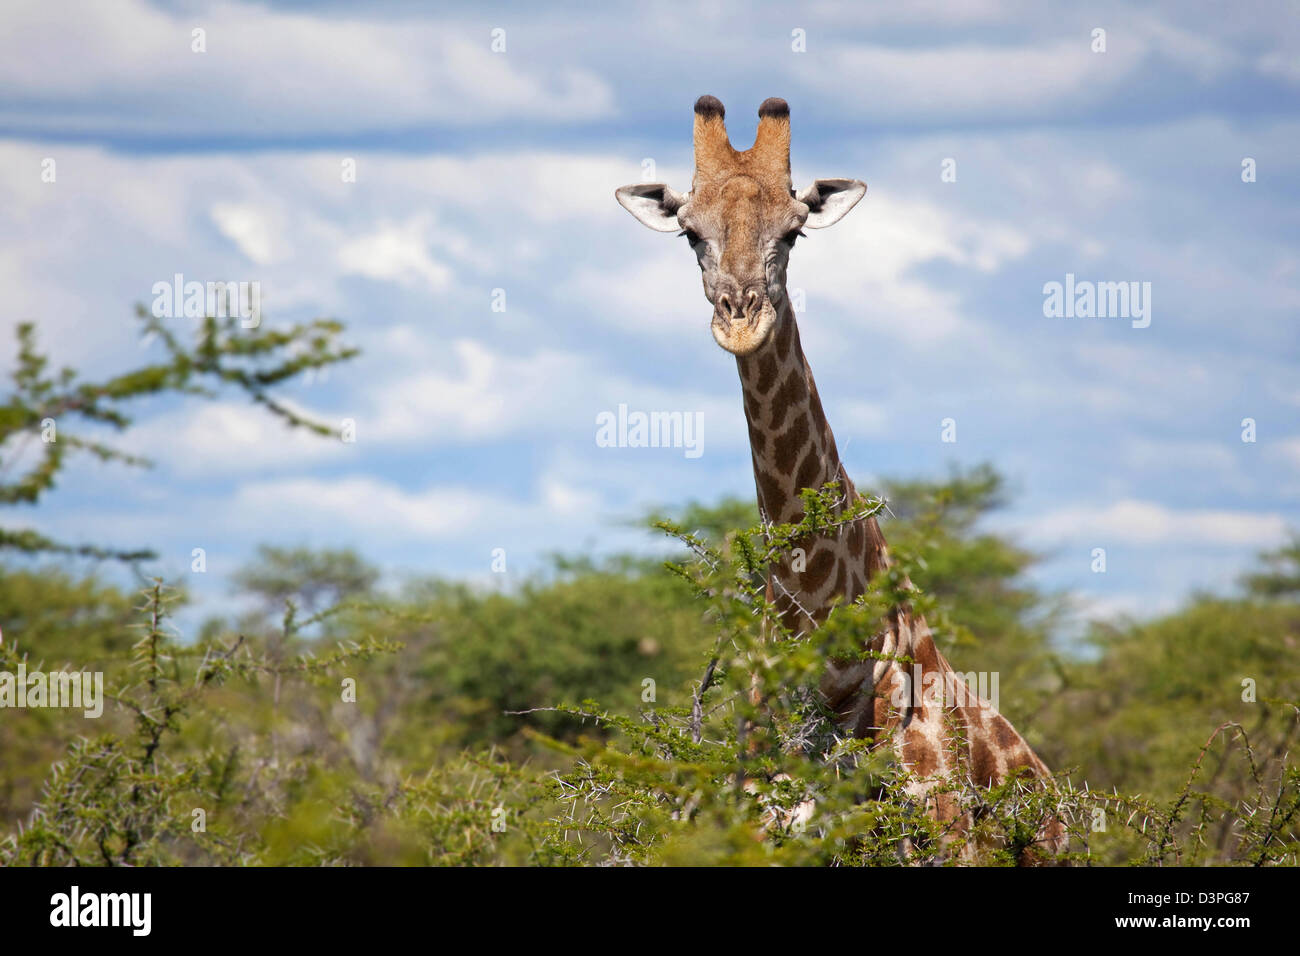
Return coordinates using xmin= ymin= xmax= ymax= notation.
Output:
xmin=615 ymin=96 xmax=1064 ymax=861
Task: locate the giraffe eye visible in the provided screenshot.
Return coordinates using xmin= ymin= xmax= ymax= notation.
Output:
xmin=782 ymin=228 xmax=805 ymax=246
xmin=679 ymin=229 xmax=702 ymax=246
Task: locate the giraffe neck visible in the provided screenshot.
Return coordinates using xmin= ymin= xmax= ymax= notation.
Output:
xmin=732 ymin=290 xmax=1055 ymax=826
xmin=735 ymin=296 xmax=890 ymax=633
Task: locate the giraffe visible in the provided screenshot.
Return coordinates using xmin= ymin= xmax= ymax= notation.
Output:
xmin=615 ymin=95 xmax=1064 ymax=860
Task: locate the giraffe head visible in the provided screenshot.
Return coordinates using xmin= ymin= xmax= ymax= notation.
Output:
xmin=616 ymin=95 xmax=866 ymax=356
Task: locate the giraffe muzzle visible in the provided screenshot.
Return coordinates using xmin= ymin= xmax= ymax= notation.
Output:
xmin=711 ymin=282 xmax=776 ymax=355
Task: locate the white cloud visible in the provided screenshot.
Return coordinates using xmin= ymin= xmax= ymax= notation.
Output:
xmin=0 ymin=0 xmax=614 ymax=136
xmin=364 ymin=338 xmax=582 ymax=443
xmin=1118 ymin=439 xmax=1244 ymax=483
xmin=336 ymin=216 xmax=453 ymax=291
xmin=1270 ymin=437 xmax=1300 ymax=471
xmin=1025 ymin=499 xmax=1289 ymax=547
xmin=362 ymin=329 xmax=746 ymax=450
xmin=572 ymin=249 xmax=707 ymax=339
xmin=787 ymin=12 xmax=1252 ymax=123
xmin=540 ymin=475 xmax=602 ymax=516
xmin=805 ymin=0 xmax=1023 ymax=25
xmin=388 ymin=153 xmax=677 ymax=224
xmin=124 ymin=402 xmax=352 ymax=477
xmin=0 ymin=143 xmax=650 ymax=377
xmin=225 ymin=470 xmax=622 ymax=548
xmin=793 ymin=39 xmax=1135 ymax=121
xmin=1130 ymin=14 xmax=1243 ymax=80
xmin=832 ymin=400 xmax=891 ymax=438
xmin=1070 ymin=343 xmax=1213 ymax=395
xmin=231 ymin=476 xmax=494 ymax=539
xmin=791 ymin=193 xmax=1031 ymax=345
xmin=1258 ymin=51 xmax=1300 ymax=84
xmin=210 ymin=202 xmax=282 ymax=266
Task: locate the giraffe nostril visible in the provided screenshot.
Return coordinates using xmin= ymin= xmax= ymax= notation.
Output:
xmin=718 ymin=294 xmax=733 ymax=318
xmin=746 ymin=290 xmax=760 ymax=318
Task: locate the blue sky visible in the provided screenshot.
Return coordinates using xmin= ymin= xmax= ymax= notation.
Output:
xmin=1 ymin=0 xmax=1297 ymax=635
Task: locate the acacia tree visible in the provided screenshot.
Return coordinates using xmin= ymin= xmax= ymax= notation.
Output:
xmin=0 ymin=304 xmax=380 ymax=864
xmin=0 ymin=305 xmax=357 ymax=562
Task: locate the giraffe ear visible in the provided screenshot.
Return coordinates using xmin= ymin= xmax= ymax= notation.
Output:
xmin=796 ymin=179 xmax=867 ymax=229
xmin=615 ymin=183 xmax=687 ymax=233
